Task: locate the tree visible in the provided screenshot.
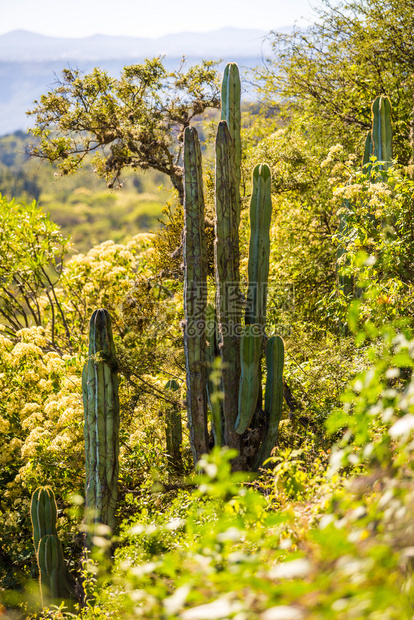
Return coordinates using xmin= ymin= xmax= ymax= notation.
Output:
xmin=0 ymin=194 xmax=72 ymax=349
xmin=27 ymin=58 xmax=221 ymax=203
xmin=259 ymin=0 xmax=414 ymax=164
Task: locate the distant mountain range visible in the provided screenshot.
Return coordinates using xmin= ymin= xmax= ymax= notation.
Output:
xmin=0 ymin=27 xmax=280 ymax=61
xmin=0 ymin=27 xmax=286 ymax=136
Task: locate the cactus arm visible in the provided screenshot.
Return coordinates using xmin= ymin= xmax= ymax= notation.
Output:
xmin=235 ymin=164 xmax=272 ymax=436
xmin=235 ymin=325 xmax=262 ymax=434
xmin=215 ymin=120 xmax=242 ymax=454
xmin=95 ymin=337 xmax=106 ymax=524
xmin=254 ymin=336 xmax=284 ymax=469
xmin=183 ymin=126 xmax=209 ymax=462
xmin=221 ymin=62 xmax=241 ymax=226
xmin=83 ymin=356 xmax=96 ymax=531
xmin=105 ymin=358 xmax=119 ymax=529
xmin=371 ymin=96 xmax=392 ymax=169
xmin=339 ymin=96 xmax=392 ymax=305
xmin=246 ymin=164 xmax=272 ymax=328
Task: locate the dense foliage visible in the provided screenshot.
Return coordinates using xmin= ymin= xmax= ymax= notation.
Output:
xmin=2 ymin=0 xmax=414 ymax=617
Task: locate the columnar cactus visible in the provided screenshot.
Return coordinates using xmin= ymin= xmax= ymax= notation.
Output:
xmin=82 ymin=309 xmax=119 ymax=545
xmin=236 ymin=164 xmax=273 ymax=434
xmin=30 ymin=486 xmax=76 ymax=606
xmin=363 ymin=95 xmax=393 ymax=171
xmin=215 ymin=120 xmax=242 ymax=456
xmin=183 ymin=127 xmax=209 ymax=462
xmin=183 ymin=63 xmax=285 ymax=470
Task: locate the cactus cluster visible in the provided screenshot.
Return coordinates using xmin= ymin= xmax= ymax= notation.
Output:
xmin=183 ymin=62 xmax=285 ymax=470
xmin=30 ymin=486 xmax=75 ymax=606
xmin=82 ymin=309 xmax=120 ymax=546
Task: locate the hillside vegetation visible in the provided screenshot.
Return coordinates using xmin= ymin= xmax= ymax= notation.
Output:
xmin=0 ymin=131 xmax=170 ymax=253
xmin=2 ymin=1 xmax=414 ymax=618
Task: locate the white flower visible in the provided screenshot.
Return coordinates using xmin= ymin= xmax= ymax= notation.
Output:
xmin=261 ymin=606 xmax=305 ymax=620
xmin=181 ymin=597 xmax=242 ymax=620
xmin=268 ymin=558 xmax=310 ymax=580
xmin=389 ymin=414 xmax=414 ymax=438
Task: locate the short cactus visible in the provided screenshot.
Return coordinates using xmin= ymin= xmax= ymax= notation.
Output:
xmin=31 ymin=486 xmax=58 ymax=553
xmin=30 ymin=487 xmax=76 ymax=607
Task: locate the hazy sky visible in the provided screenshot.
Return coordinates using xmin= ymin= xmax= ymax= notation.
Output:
xmin=1 ymin=0 xmax=319 ymax=38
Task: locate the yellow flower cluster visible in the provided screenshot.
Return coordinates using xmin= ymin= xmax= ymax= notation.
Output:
xmin=0 ymin=325 xmax=85 ymax=506
xmin=16 ymin=326 xmax=48 ymax=347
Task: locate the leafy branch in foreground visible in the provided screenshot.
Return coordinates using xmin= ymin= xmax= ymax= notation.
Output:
xmin=27 ymin=58 xmax=221 ymax=202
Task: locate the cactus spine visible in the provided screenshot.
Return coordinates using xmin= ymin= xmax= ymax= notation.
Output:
xmin=183 ymin=63 xmax=285 ymax=470
xmin=82 ymin=309 xmax=119 ymax=545
xmin=30 ymin=487 xmax=76 ymax=606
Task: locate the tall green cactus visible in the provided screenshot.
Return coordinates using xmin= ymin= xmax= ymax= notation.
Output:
xmin=183 ymin=127 xmax=209 ymax=462
xmin=82 ymin=309 xmax=119 ymax=545
xmin=183 ymin=63 xmax=285 ymax=470
xmin=30 ymin=486 xmax=76 ymax=606
xmin=215 ymin=120 xmax=242 ymax=456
